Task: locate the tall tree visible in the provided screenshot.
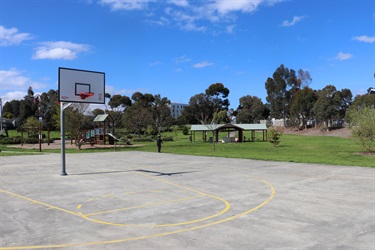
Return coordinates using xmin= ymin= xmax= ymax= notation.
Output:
xmin=346 ymin=93 xmax=375 ymax=124
xmin=236 ymin=95 xmax=268 ymax=123
xmin=108 ymin=94 xmax=132 ymax=112
xmin=149 ymin=94 xmax=173 ymax=135
xmin=108 ymin=94 xmax=132 ymax=128
xmin=213 ymin=110 xmax=230 ymax=124
xmin=39 ymin=89 xmax=59 ymax=130
xmin=64 ymin=103 xmax=91 ymax=144
xmin=2 ymin=100 xmax=20 ymax=119
xmin=265 ymin=64 xmax=300 ymax=125
xmin=123 ymin=92 xmax=156 ymax=135
xmin=188 ymin=93 xmax=214 ymax=124
xmin=290 ymin=87 xmax=318 ymax=129
xmin=205 ymin=83 xmax=230 ymax=112
xmin=179 ymin=106 xmax=199 ymax=125
xmin=297 ymin=69 xmax=312 ymax=88
xmin=336 ymin=88 xmax=353 ymax=120
xmin=123 ymin=104 xmax=151 ymax=136
xmin=313 ymin=85 xmax=339 ymax=129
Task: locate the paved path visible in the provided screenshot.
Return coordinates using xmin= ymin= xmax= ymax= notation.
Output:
xmin=1 ymin=152 xmax=374 ymax=249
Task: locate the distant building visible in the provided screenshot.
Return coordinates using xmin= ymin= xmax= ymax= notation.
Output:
xmin=169 ymin=103 xmax=188 ymax=118
xmin=368 ymin=88 xmax=375 ymax=94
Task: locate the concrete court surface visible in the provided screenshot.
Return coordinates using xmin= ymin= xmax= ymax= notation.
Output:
xmin=0 ymin=151 xmax=374 ymax=250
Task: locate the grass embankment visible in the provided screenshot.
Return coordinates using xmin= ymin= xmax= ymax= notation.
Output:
xmin=1 ymin=130 xmax=374 ymax=167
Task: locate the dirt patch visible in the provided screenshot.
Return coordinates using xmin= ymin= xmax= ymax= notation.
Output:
xmin=277 ymin=127 xmax=352 ymax=138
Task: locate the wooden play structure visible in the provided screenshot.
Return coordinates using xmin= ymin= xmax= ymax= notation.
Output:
xmin=79 ymin=114 xmax=116 ymax=145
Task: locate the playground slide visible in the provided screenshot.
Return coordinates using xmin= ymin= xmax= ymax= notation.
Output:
xmin=107 ymin=133 xmax=120 ymax=141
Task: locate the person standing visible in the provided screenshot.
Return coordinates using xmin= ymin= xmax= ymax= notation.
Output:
xmin=156 ymin=136 xmax=163 ymax=153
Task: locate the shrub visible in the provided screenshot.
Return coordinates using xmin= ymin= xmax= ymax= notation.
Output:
xmin=24 ymin=138 xmax=39 ymax=144
xmin=268 ymin=127 xmax=282 ymax=147
xmin=161 ymin=136 xmax=174 ymax=141
xmin=133 ymin=137 xmax=153 ymax=142
xmin=182 ymin=126 xmax=190 ymax=135
xmin=350 ymin=106 xmax=375 ymax=153
xmin=0 ymin=136 xmax=22 ymax=144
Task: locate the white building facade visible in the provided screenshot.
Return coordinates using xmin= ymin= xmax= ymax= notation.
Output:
xmin=170 ymin=103 xmax=188 ymax=118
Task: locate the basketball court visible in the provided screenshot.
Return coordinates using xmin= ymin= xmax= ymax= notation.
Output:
xmin=1 ymin=152 xmax=374 ymax=249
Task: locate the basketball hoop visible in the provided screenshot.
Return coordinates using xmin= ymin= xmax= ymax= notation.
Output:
xmin=79 ymin=92 xmax=94 ymax=99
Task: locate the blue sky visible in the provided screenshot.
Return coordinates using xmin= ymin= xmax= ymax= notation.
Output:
xmin=1 ymin=0 xmax=374 ymax=110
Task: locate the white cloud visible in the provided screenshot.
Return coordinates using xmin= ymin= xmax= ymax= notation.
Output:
xmin=100 ymin=0 xmax=283 ymax=33
xmin=149 ymin=61 xmax=162 ymax=66
xmin=192 ymin=61 xmax=213 ymax=68
xmin=226 ymin=24 xmax=235 ymax=33
xmin=105 ymin=85 xmax=148 ymax=96
xmin=173 ymin=55 xmax=191 ymax=64
xmin=335 ymin=52 xmax=352 ymax=61
xmin=213 ymin=0 xmax=262 ymax=14
xmin=353 ymin=35 xmax=375 ymax=43
xmin=281 ymin=15 xmax=306 ymax=27
xmin=0 ymin=69 xmax=32 ymax=90
xmin=0 ymin=69 xmax=48 ymax=103
xmin=99 ymin=0 xmax=156 ymax=10
xmin=1 ymin=91 xmax=27 ymax=104
xmin=0 ymin=25 xmax=33 ymax=46
xmin=32 ymin=41 xmax=91 ymax=60
xmin=167 ymin=0 xmax=188 ymax=7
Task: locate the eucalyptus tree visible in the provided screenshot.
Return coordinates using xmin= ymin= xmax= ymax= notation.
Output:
xmin=313 ymin=85 xmax=340 ymax=129
xmin=336 ymin=88 xmax=353 ymax=120
xmin=185 ymin=83 xmax=231 ymax=125
xmin=2 ymin=100 xmax=20 ymax=119
xmin=122 ymin=92 xmax=153 ymax=135
xmin=297 ymin=69 xmax=312 ymax=88
xmin=205 ymin=82 xmax=230 ymax=112
xmin=290 ymin=87 xmax=318 ymax=129
xmin=265 ymin=64 xmax=300 ymax=125
xmin=39 ymin=89 xmax=59 ymax=130
xmin=149 ymin=94 xmax=173 ymax=135
xmin=122 ymin=104 xmax=152 ymax=136
xmin=107 ymin=94 xmax=132 ymax=128
xmin=188 ymin=93 xmax=214 ymax=124
xmin=346 ymin=93 xmax=375 ymax=124
xmin=236 ymin=95 xmax=268 ymax=123
xmin=63 ymin=103 xmax=91 ymax=143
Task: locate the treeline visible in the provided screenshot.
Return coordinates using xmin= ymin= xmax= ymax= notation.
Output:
xmin=2 ymin=64 xmax=374 ymax=136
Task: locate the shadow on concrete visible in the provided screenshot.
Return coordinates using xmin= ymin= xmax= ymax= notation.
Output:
xmin=70 ymin=170 xmax=133 ymax=176
xmin=136 ymin=169 xmax=197 ymax=176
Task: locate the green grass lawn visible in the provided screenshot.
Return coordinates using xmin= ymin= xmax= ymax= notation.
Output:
xmin=125 ymin=133 xmax=374 ymax=167
xmin=1 ymin=130 xmax=374 ymax=167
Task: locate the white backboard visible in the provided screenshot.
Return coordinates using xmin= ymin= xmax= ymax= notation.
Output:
xmin=58 ymin=67 xmax=105 ymax=104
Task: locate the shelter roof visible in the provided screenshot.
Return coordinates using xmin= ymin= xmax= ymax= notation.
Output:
xmin=190 ymin=123 xmax=267 ymax=131
xmin=93 ymin=114 xmax=109 ymax=122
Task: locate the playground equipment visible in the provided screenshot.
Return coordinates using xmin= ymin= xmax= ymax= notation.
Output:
xmin=78 ymin=114 xmax=115 ymax=145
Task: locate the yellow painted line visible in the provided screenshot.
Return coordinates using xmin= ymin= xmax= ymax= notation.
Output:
xmin=0 ymin=190 xmax=79 ymax=217
xmin=102 ymin=194 xmax=113 ymax=198
xmin=82 ymin=172 xmax=232 ymax=227
xmin=123 ymin=191 xmax=136 ymax=195
xmin=0 ymin=179 xmax=275 ymax=250
xmin=76 ymin=204 xmax=82 ymax=209
xmin=84 ymin=194 xmax=204 ymax=217
xmin=78 ymin=173 xmax=231 ymax=227
xmin=86 ymin=198 xmax=94 ymax=202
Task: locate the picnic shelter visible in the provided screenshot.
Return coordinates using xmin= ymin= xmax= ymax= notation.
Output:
xmin=190 ymin=124 xmax=268 ymax=143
